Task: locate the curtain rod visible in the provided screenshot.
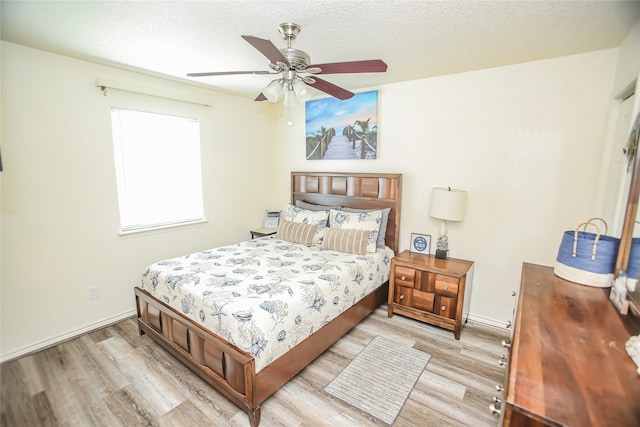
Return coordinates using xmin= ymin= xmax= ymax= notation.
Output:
xmin=95 ymin=78 xmax=214 ymax=107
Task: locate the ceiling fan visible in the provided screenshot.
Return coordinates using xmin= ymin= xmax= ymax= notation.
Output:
xmin=186 ymin=23 xmax=387 ymax=104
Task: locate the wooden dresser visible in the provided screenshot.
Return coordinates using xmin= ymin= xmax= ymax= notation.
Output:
xmin=501 ymin=263 xmax=640 ymax=426
xmin=387 ymin=251 xmax=474 ymax=339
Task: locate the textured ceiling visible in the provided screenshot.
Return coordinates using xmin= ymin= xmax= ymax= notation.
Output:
xmin=2 ymin=1 xmax=640 ymax=100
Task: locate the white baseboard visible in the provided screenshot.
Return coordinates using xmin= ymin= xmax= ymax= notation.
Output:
xmin=466 ymin=313 xmax=510 ymax=331
xmin=0 ymin=309 xmax=137 ymax=363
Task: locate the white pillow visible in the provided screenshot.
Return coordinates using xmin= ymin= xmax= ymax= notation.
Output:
xmin=340 ymin=207 xmax=391 ymax=249
xmin=281 ymin=204 xmax=328 ymax=244
xmin=328 ymin=209 xmax=382 ymax=253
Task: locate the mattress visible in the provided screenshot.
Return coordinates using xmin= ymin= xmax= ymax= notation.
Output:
xmin=140 ymin=237 xmax=394 ymax=371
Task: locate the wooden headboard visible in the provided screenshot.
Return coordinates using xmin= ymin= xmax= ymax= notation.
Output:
xmin=291 ymin=172 xmax=403 ymax=253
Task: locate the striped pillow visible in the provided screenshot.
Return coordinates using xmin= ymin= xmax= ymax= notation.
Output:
xmin=322 ymin=227 xmax=369 ymax=255
xmin=276 ymin=219 xmax=316 ymax=246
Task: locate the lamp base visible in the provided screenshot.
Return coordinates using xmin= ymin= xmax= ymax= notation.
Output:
xmin=435 ymin=249 xmax=448 ymax=260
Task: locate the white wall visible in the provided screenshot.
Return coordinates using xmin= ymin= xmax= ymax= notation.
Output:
xmin=0 ymin=42 xmax=277 ymax=360
xmin=272 ymin=48 xmax=619 ymax=325
xmin=613 ymin=20 xmax=640 ymax=97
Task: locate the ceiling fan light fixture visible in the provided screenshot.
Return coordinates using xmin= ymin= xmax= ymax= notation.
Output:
xmin=293 ymin=79 xmax=311 ymax=100
xmin=262 ymin=79 xmax=282 ymax=103
xmin=283 ymin=88 xmax=298 ymax=108
xmin=188 ymin=23 xmax=387 ymax=104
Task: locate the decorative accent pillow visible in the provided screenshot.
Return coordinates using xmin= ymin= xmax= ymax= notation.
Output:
xmin=328 ymin=209 xmax=383 ymax=253
xmin=276 ymin=219 xmax=316 ymax=246
xmin=322 ymin=228 xmax=369 ymax=255
xmin=281 ymin=204 xmax=329 ymax=244
xmin=340 ymin=207 xmax=391 ymax=249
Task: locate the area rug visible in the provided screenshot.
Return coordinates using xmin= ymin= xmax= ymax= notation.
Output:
xmin=324 ymin=335 xmax=431 ymax=425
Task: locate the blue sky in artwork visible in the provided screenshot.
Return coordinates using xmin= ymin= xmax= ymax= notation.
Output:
xmin=305 ymin=90 xmax=378 ymax=137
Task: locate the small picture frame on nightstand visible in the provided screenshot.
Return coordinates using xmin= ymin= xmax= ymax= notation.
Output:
xmin=410 ymin=233 xmax=431 ymax=255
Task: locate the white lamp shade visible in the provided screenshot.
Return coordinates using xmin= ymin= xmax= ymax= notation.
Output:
xmin=262 ymin=80 xmax=282 ymax=103
xmin=283 ymin=88 xmax=298 ymax=107
xmin=430 ymin=187 xmax=467 ymax=221
xmin=293 ymin=79 xmax=312 ymax=100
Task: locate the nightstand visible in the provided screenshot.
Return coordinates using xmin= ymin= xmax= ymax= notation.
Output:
xmin=250 ymin=228 xmax=277 ymax=239
xmin=388 ymin=250 xmax=474 ymax=340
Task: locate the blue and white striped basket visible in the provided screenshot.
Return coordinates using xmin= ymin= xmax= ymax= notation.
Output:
xmin=554 ymin=218 xmax=620 ymax=288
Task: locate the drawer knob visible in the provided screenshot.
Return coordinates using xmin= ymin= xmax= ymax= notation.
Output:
xmin=505 ymin=320 xmax=512 ymax=329
xmin=401 ymin=275 xmax=406 ymax=281
xmin=493 ymin=397 xmax=503 ymax=404
xmin=441 ymin=305 xmax=446 ymax=311
xmin=489 ymin=403 xmax=501 ymax=415
xmin=499 ymin=359 xmax=507 ymax=366
xmin=399 ymin=294 xmax=405 ymax=300
xmin=501 ymin=339 xmax=511 ymax=348
xmin=495 ymin=384 xmax=504 ymax=392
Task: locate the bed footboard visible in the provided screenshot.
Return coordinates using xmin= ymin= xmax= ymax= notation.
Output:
xmin=134 ymin=287 xmax=261 ymax=426
xmin=134 ymin=284 xmax=387 ymax=426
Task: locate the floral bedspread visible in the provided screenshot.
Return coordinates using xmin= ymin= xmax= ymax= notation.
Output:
xmin=140 ymin=237 xmax=393 ymax=372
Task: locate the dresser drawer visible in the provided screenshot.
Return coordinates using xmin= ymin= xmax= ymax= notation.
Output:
xmin=435 ymin=275 xmax=459 ymax=297
xmin=395 ymin=266 xmax=416 ymax=287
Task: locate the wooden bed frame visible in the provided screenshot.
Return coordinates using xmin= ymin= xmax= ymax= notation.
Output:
xmin=134 ymin=172 xmax=402 ymax=426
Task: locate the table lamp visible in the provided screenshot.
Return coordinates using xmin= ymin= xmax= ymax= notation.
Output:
xmin=430 ymin=187 xmax=467 ymax=259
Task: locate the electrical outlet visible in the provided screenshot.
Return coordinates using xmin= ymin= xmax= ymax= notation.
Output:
xmin=88 ymin=286 xmax=100 ymax=300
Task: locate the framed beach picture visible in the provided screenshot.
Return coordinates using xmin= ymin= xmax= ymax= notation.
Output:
xmin=410 ymin=233 xmax=431 ymax=255
xmin=305 ymin=90 xmax=379 ymax=160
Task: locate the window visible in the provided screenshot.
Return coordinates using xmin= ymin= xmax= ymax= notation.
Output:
xmin=111 ymin=108 xmax=204 ymax=232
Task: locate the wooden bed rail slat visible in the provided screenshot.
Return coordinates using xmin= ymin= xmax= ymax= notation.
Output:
xmin=190 ymin=330 xmax=205 ymax=365
xmin=202 ymin=339 xmax=224 ymax=378
xmin=171 ymin=320 xmax=189 ymax=353
xmin=224 ymin=351 xmax=246 ymax=394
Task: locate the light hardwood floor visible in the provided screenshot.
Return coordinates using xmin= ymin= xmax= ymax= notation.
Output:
xmin=1 ymin=306 xmax=509 ymax=426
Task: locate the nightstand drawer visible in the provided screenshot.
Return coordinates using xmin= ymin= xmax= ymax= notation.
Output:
xmin=435 ymin=275 xmax=459 ymax=297
xmin=435 ymin=296 xmax=456 ymax=319
xmin=393 ymin=284 xmax=413 ymax=306
xmin=394 ymin=266 xmax=416 ymax=287
xmin=413 ymin=290 xmax=435 ymax=312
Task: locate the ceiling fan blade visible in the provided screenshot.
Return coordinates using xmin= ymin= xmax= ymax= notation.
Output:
xmin=187 ymin=70 xmax=274 ymax=77
xmin=241 ymin=35 xmax=290 ymax=66
xmin=255 ymin=93 xmax=267 ymax=101
xmin=308 ymin=59 xmax=387 ymax=74
xmin=307 ymin=77 xmax=354 ymax=100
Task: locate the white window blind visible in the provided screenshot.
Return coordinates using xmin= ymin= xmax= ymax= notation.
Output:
xmin=111 ymin=108 xmax=204 ymax=232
